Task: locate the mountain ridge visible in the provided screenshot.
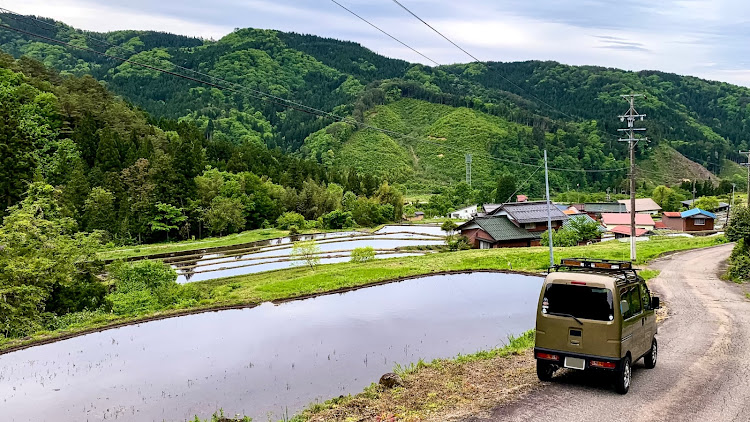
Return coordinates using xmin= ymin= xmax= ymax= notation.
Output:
xmin=1 ymin=12 xmax=746 ymax=193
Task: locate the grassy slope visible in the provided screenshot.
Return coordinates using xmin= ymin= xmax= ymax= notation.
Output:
xmin=295 ymin=331 xmax=537 ymax=422
xmin=1 ymin=235 xmax=724 ymax=353
xmin=637 ymin=143 xmax=715 ymax=186
xmin=336 ymin=98 xmax=528 ymax=190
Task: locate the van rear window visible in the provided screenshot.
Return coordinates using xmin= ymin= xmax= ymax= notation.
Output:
xmin=543 ymin=284 xmax=614 ymax=321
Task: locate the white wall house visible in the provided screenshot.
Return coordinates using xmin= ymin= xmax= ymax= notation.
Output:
xmin=449 ymin=205 xmax=478 ymax=220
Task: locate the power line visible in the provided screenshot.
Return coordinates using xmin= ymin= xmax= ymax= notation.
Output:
xmin=388 ymin=0 xmax=579 ymax=121
xmin=328 ymin=0 xmax=439 ymax=66
xmin=0 ymin=14 xmax=625 ymax=175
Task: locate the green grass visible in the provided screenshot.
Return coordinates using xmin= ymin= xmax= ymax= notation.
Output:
xmin=98 ymin=227 xmax=369 ymax=261
xmin=639 ymin=269 xmax=661 ymax=281
xmin=2 ymin=235 xmax=724 ymax=353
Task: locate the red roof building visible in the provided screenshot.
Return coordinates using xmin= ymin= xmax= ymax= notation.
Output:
xmin=601 ymin=213 xmax=655 ymax=229
xmin=610 ymin=226 xmax=649 ymax=237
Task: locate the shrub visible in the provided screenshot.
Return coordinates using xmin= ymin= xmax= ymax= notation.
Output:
xmin=728 ymin=239 xmax=750 ymax=282
xmin=276 ymin=212 xmax=306 ymax=230
xmin=110 ymin=260 xmax=178 ymax=294
xmin=350 ymin=246 xmax=376 ymax=263
xmin=540 ymin=228 xmax=580 ymax=247
xmin=322 ymin=209 xmax=355 ymax=229
xmin=441 ymin=220 xmax=459 ymax=234
xmin=288 ymin=225 xmax=300 ymax=235
xmin=109 ymin=290 xmax=159 ymax=315
xmin=292 ymin=240 xmax=321 ymax=269
xmin=446 ymin=235 xmax=472 ymax=251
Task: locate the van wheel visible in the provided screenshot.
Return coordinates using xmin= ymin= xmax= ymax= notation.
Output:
xmin=615 ymin=356 xmax=631 ymax=394
xmin=644 ymin=338 xmax=657 ymax=369
xmin=536 ymin=360 xmax=556 ymax=381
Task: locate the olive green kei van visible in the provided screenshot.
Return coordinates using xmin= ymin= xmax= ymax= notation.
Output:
xmin=534 ymin=258 xmax=660 ymax=394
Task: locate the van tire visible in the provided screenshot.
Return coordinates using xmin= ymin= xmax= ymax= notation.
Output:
xmin=644 ymin=338 xmax=657 ymax=369
xmin=615 ymin=356 xmax=631 ymax=394
xmin=536 ymin=361 xmax=556 ymax=381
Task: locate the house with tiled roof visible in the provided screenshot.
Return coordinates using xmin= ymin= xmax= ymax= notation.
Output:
xmin=486 ymin=201 xmax=568 ymax=233
xmin=458 ymin=216 xmax=541 ymax=249
xmin=618 ymin=198 xmax=662 ymax=214
xmin=662 ymin=208 xmax=716 ymax=231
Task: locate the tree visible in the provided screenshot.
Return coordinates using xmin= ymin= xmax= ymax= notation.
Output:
xmin=0 ymin=183 xmax=104 ymax=338
xmin=693 ymin=196 xmax=720 ymax=211
xmin=441 ymin=220 xmax=459 ymax=235
xmin=495 ymin=174 xmax=517 ymax=204
xmin=652 ymin=185 xmax=682 ymax=212
xmin=566 ymin=215 xmax=602 ymax=242
xmin=540 ymin=228 xmax=580 ymax=247
xmin=292 ymin=239 xmax=321 ymax=269
xmin=150 ymin=202 xmax=187 ymax=241
xmin=726 ymin=205 xmax=750 ymax=244
xmin=204 ymin=196 xmax=245 ymax=236
xmin=321 ymin=209 xmax=355 ymax=229
xmin=276 ymin=212 xmax=306 ymax=230
xmin=83 ymin=187 xmax=116 ymax=233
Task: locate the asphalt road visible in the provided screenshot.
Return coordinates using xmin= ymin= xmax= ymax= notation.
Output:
xmin=470 ymin=244 xmax=750 ymax=422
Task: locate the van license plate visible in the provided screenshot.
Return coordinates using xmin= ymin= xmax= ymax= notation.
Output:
xmin=564 ymin=357 xmax=585 ymax=370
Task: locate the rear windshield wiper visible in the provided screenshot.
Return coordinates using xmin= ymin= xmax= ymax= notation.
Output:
xmin=548 ymin=312 xmax=583 ymax=325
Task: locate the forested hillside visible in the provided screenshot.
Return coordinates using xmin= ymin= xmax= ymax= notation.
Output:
xmin=0 ymin=53 xmax=405 ymax=245
xmin=1 ymin=11 xmax=749 ymax=200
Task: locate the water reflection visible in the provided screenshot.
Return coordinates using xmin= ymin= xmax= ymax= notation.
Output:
xmin=0 ymin=272 xmax=541 ymax=422
xmin=172 ymin=226 xmax=447 ymax=283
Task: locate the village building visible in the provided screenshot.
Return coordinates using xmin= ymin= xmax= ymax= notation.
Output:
xmin=572 ymin=202 xmax=627 ymax=220
xmin=600 ymin=213 xmax=656 ymax=236
xmin=485 ymin=201 xmax=568 ymax=233
xmin=662 ymin=209 xmax=716 ymax=232
xmin=460 ymin=201 xmax=569 ymax=249
xmin=458 ymin=216 xmax=541 ymax=249
xmin=448 ymin=205 xmax=478 ymax=220
xmin=617 ymin=198 xmax=662 ymax=215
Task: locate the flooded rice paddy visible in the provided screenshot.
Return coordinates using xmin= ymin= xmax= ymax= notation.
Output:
xmin=0 ymin=271 xmax=542 ymax=422
xmin=173 ymin=225 xmax=447 ymax=283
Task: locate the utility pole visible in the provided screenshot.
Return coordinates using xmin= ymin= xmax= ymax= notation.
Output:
xmin=740 ymin=150 xmax=750 ymax=206
xmin=618 ymin=94 xmax=648 ymax=262
xmin=544 ymin=150 xmax=554 ymax=267
xmin=726 ymin=183 xmax=735 ymax=227
xmin=465 ymin=154 xmax=472 ymax=187
xmin=692 ymin=180 xmax=697 ymax=205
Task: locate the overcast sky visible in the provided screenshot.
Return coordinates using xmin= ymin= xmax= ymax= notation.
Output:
xmin=6 ymin=0 xmax=750 ymax=86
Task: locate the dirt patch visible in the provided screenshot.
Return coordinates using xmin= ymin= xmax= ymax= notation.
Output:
xmin=301 ymin=350 xmax=540 ymax=422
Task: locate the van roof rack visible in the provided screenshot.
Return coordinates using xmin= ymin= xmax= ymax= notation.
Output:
xmin=552 ymin=258 xmax=640 ymax=283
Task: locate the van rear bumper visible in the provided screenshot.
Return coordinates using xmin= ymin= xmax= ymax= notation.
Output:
xmin=534 ymin=347 xmax=622 ymax=371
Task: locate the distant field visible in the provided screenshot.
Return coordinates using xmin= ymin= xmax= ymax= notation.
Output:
xmin=99 ymin=227 xmax=372 ymax=261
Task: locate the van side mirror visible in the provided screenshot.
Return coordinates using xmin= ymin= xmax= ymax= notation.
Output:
xmin=651 ymin=297 xmax=660 ymax=309
xmin=619 ymin=300 xmax=629 ymax=315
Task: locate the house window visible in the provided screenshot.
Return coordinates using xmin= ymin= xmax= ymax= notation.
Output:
xmin=525 ymin=222 xmax=537 ymax=229
xmin=480 ymin=241 xmax=491 ymax=249
xmin=694 ymin=218 xmax=706 ymax=226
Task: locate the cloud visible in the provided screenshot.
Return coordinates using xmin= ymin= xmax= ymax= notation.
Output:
xmin=2 ymin=0 xmax=750 ymax=86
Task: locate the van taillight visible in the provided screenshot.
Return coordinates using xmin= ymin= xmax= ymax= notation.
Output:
xmin=571 ymin=281 xmax=587 ymax=285
xmin=535 ymin=352 xmax=560 ymax=361
xmin=590 ymin=360 xmax=616 ymax=369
